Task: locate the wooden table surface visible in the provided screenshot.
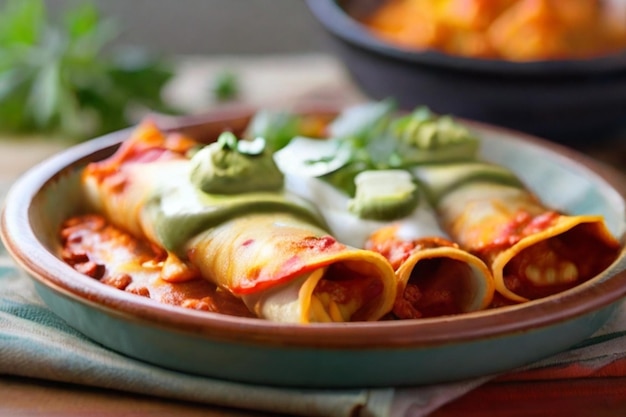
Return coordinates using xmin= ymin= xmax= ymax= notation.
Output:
xmin=2 ymin=53 xmax=626 ymax=417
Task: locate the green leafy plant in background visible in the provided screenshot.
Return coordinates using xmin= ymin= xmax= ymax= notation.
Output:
xmin=211 ymin=69 xmax=239 ymax=102
xmin=0 ymin=0 xmax=176 ymax=142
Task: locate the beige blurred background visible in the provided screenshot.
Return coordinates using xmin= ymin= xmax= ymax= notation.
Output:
xmin=42 ymin=0 xmax=325 ymax=55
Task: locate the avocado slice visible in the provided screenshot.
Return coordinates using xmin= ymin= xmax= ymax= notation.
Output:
xmin=347 ymin=170 xmax=420 ymax=221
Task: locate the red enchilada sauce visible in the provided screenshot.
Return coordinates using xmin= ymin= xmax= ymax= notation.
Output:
xmin=60 ymin=214 xmax=255 ymax=318
xmin=393 ymin=257 xmax=476 ymax=319
xmin=477 ymin=210 xmax=621 ymax=300
xmin=501 ymin=223 xmax=621 ymax=300
xmin=367 ymin=232 xmax=478 ymax=319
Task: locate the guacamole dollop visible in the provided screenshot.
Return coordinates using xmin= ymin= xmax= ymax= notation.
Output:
xmin=189 ymin=131 xmax=284 ymax=194
xmin=391 ymin=107 xmax=480 ymax=164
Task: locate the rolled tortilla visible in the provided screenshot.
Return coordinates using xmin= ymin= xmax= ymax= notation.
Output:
xmin=280 ymin=171 xmax=495 ymax=319
xmin=413 ymin=162 xmax=623 ymax=302
xmin=81 ymin=121 xmax=397 ymax=323
xmin=365 ymin=225 xmax=494 ymax=319
xmin=186 ymin=213 xmax=396 ymax=323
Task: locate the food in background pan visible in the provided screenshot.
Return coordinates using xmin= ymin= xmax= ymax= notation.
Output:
xmin=356 ymin=0 xmax=626 ymax=61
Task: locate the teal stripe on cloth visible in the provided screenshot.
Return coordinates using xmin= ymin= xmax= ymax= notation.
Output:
xmin=570 ymin=329 xmax=626 ymax=350
xmin=1 ymin=298 xmax=91 ymax=338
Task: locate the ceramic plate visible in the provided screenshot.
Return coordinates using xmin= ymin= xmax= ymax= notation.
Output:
xmin=2 ymin=107 xmax=626 ymax=388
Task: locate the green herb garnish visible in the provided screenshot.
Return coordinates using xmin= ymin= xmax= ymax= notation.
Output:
xmin=211 ymin=69 xmax=239 ymax=102
xmin=245 ymin=110 xmax=300 ymax=152
xmin=217 ymin=131 xmax=266 ymax=156
xmin=314 ymin=99 xmax=399 ymax=195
